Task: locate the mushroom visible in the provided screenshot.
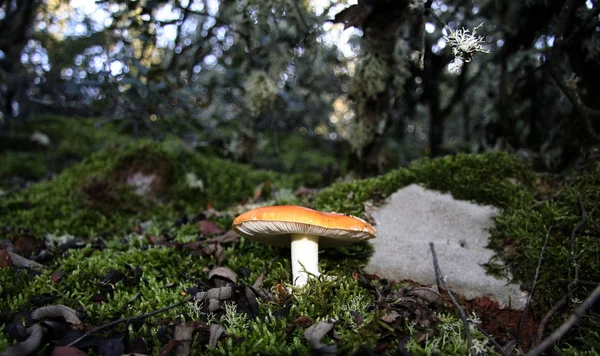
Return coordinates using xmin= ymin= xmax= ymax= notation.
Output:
xmin=232 ymin=205 xmax=376 ymax=287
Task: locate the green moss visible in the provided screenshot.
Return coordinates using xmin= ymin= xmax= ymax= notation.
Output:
xmin=0 ymin=328 xmax=12 ymax=351
xmin=316 ymin=152 xmax=600 ymax=352
xmin=315 ymin=151 xmax=534 ymax=215
xmin=0 ymin=140 xmax=298 ymax=237
xmin=212 ymin=275 xmax=378 ymax=356
xmin=1 ymin=150 xmax=598 ymax=354
xmin=0 ymin=116 xmax=127 ymax=186
xmin=0 ymin=243 xmax=209 ymax=322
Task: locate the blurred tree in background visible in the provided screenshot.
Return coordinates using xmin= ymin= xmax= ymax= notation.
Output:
xmin=1 ymin=0 xmax=599 ymax=178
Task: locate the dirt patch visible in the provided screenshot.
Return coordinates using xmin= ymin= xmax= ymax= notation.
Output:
xmin=80 ymin=177 xmax=124 ymax=214
xmin=113 ymin=154 xmax=171 ymax=202
xmin=393 ymin=278 xmax=539 ymax=350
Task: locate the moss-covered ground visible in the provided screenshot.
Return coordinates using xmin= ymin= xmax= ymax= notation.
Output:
xmin=1 ymin=137 xmax=598 ymax=354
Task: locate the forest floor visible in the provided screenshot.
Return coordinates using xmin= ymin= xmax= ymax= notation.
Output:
xmin=0 ymin=118 xmax=599 ymax=355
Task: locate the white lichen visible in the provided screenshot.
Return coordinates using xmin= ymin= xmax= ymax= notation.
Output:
xmin=244 ymin=71 xmax=278 ymax=116
xmin=185 ymin=172 xmax=204 ymax=190
xmin=443 ymin=23 xmax=490 ymax=73
xmin=582 ymin=32 xmax=600 ymax=62
xmin=350 ymin=53 xmax=389 ymax=100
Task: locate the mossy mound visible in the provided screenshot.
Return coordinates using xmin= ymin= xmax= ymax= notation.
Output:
xmin=316 ymin=152 xmax=600 ymax=351
xmin=0 ymin=140 xmax=299 ymax=237
xmin=315 ymin=151 xmax=535 ymax=214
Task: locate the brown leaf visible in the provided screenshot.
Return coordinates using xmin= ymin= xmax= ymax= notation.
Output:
xmin=126 ymin=336 xmax=148 ymax=355
xmin=208 ymin=266 xmax=238 ymax=285
xmin=205 ymin=230 xmax=239 ymax=244
xmin=215 ymin=243 xmax=226 ymax=265
xmin=158 ymin=340 xmax=181 ymax=356
xmin=294 ymin=187 xmax=318 ymax=196
xmin=252 ymin=272 xmax=264 ymax=289
xmin=253 ymin=182 xmax=271 ymax=200
xmin=380 ymin=310 xmax=401 ymax=323
xmin=415 ymin=329 xmax=436 ymax=343
xmin=294 ymin=316 xmax=313 ymax=328
xmin=13 ymin=234 xmax=44 ymax=256
xmin=0 ymin=249 xmax=13 ymax=267
xmin=406 ymin=287 xmax=443 ymax=306
xmin=51 ymin=271 xmax=64 ymax=283
xmin=51 ymin=346 xmax=87 ymax=356
xmin=203 ymin=206 xmax=223 ymax=218
xmin=198 ymin=220 xmax=223 ymax=235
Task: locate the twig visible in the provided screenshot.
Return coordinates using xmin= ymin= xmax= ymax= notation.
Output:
xmin=66 ymin=296 xmax=192 ymax=347
xmin=517 ymin=226 xmax=552 ymax=349
xmin=429 ymin=243 xmax=476 ymax=356
xmin=550 ymin=0 xmax=600 ymax=140
xmin=527 ymin=282 xmax=600 ymax=356
xmin=533 ymin=295 xmax=568 ymax=347
xmin=559 ymin=279 xmax=599 ymax=287
xmin=475 ymin=325 xmax=509 ymax=356
xmin=568 ymin=195 xmax=587 ymax=298
xmin=424 ymin=7 xmax=447 ymax=28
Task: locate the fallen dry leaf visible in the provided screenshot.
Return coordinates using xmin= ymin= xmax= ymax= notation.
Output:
xmin=1 ymin=323 xmax=45 ymax=356
xmin=174 ymin=324 xmax=195 ymax=356
xmin=31 ymin=305 xmax=82 ymax=325
xmin=304 ymin=321 xmax=337 ymax=356
xmin=197 ymin=220 xmax=223 ymax=235
xmin=13 ymin=234 xmax=44 ymax=256
xmin=208 ymin=324 xmax=225 ymax=348
xmin=209 ymin=266 xmax=238 ymax=285
xmin=51 ymin=271 xmax=64 ymax=283
xmin=0 ymin=249 xmax=13 ymax=267
xmin=7 ymin=251 xmax=44 ymax=268
xmin=205 ymin=230 xmax=239 ymax=244
xmin=51 ymin=346 xmax=87 ymax=356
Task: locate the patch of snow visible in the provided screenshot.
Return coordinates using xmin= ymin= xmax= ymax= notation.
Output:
xmin=364 ymin=184 xmax=528 ymax=309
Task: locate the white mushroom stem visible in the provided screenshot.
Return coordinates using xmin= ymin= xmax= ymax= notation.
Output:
xmin=290 ymin=233 xmax=320 ymax=287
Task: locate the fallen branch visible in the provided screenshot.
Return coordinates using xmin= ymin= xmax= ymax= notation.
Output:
xmin=429 ymin=243 xmax=476 ymax=356
xmin=67 ymin=296 xmax=192 ymax=347
xmin=533 ymin=295 xmax=568 ymax=347
xmin=527 ymin=282 xmax=600 ymax=356
xmin=517 ymin=226 xmax=552 ymax=349
xmin=475 ymin=324 xmax=509 ymax=356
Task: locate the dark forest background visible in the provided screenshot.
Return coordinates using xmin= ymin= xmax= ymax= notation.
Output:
xmin=1 ymin=0 xmax=599 ymax=184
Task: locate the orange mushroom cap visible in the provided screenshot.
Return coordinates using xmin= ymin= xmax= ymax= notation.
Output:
xmin=232 ymin=205 xmax=376 ymax=248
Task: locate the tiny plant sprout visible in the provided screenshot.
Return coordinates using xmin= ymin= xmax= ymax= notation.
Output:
xmin=232 ymin=205 xmax=376 ymax=287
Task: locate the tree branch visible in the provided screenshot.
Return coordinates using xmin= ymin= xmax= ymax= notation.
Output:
xmin=527 ymin=283 xmax=600 ymax=356
xmin=550 ymin=0 xmax=600 ymax=140
xmin=66 ymin=296 xmax=192 ymax=347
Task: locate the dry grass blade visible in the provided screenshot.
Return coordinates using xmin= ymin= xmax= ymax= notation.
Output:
xmin=429 ymin=242 xmax=476 ymax=356
xmin=517 ymin=226 xmax=552 ymax=349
